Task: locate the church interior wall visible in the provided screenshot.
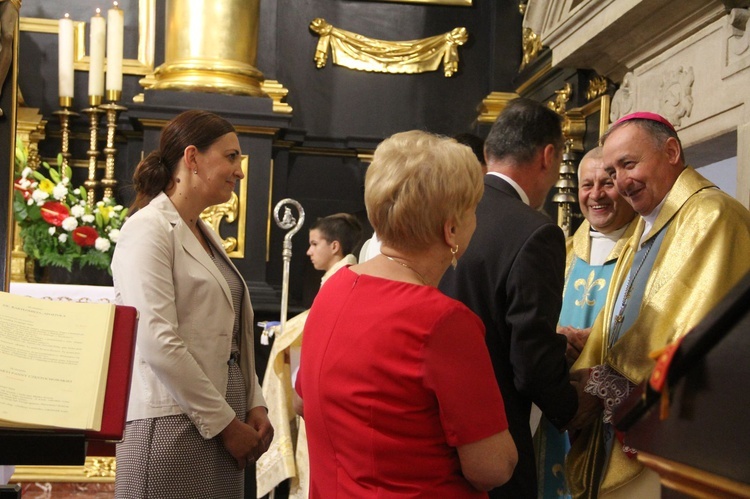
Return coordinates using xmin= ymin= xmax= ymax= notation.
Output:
xmin=8 ymin=0 xmax=526 ymax=308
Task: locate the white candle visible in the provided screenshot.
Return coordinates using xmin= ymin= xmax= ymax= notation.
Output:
xmin=106 ymin=2 xmax=124 ymax=93
xmin=88 ymin=9 xmax=106 ymax=98
xmin=58 ymin=14 xmax=74 ymax=99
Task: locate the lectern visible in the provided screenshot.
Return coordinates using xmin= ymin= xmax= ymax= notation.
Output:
xmin=614 ymin=270 xmax=750 ymax=497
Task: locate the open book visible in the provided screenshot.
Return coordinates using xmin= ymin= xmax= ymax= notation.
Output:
xmin=0 ymin=292 xmax=115 ymax=432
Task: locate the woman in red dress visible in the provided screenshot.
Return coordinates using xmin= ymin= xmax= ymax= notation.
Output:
xmin=296 ymin=130 xmax=518 ymax=498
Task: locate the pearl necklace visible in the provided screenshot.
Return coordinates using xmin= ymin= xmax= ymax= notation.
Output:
xmin=382 ymin=254 xmax=427 ymax=285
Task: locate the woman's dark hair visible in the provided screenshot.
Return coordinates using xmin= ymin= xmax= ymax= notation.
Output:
xmin=130 ymin=110 xmax=236 ymax=212
xmin=310 ymin=213 xmax=364 ymax=256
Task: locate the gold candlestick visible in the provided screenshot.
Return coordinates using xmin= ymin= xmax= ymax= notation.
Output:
xmin=82 ymin=103 xmax=105 ymax=208
xmin=52 ymin=97 xmax=78 ymax=181
xmin=98 ymin=100 xmax=127 ymax=200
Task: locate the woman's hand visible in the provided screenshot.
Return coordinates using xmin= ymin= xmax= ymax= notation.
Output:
xmin=246 ymin=406 xmax=274 ymax=456
xmin=220 ymin=417 xmax=264 ymax=470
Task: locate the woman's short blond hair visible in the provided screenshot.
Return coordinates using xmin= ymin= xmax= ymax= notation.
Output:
xmin=365 ymin=130 xmax=484 ymax=252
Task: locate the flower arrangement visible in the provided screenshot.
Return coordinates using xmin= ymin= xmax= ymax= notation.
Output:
xmin=12 ymin=142 xmax=128 ymax=273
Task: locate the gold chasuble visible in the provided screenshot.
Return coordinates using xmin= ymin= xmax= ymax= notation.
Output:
xmin=567 ymin=167 xmax=750 ymax=498
xmin=256 ymin=255 xmax=357 ymax=498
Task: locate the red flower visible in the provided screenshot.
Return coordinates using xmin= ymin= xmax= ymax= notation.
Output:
xmin=13 ymin=178 xmax=32 ymax=200
xmin=40 ymin=202 xmax=70 ymax=226
xmin=72 ymin=226 xmax=99 ymax=247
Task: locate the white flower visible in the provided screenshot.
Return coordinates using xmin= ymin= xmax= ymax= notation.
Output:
xmin=48 ymin=226 xmax=56 ymax=235
xmin=95 ymin=237 xmax=111 ymax=252
xmin=62 ymin=177 xmax=70 ymax=186
xmin=101 ymin=197 xmax=111 ymax=204
xmin=18 ymin=178 xmax=31 ymax=189
xmin=26 ymin=198 xmax=33 ymax=206
xmin=70 ymin=204 xmax=85 ymax=218
xmin=113 ymin=205 xmax=123 ymax=211
xmin=21 ymin=167 xmax=32 ymax=178
xmin=61 ymin=217 xmax=78 ymax=231
xmin=31 ymin=189 xmax=49 ymax=204
xmin=58 ymin=233 xmax=68 ymax=243
xmin=108 ymin=229 xmax=120 ymax=243
xmin=73 ymin=188 xmax=81 ymax=195
xmin=52 ymin=183 xmax=68 ymax=200
xmin=82 ymin=214 xmax=95 ymax=223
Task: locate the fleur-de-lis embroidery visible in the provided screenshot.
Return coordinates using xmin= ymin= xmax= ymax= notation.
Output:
xmin=574 ymin=270 xmax=606 ymax=307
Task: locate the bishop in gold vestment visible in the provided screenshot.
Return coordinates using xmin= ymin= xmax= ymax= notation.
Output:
xmin=566 ymin=113 xmax=750 ymax=498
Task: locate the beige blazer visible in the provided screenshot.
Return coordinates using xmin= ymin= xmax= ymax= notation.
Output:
xmin=112 ymin=192 xmax=265 ymax=439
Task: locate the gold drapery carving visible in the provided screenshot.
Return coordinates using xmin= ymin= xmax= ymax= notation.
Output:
xmin=309 ymin=18 xmax=468 ymax=77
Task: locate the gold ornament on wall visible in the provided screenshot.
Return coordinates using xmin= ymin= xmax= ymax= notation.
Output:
xmin=586 ymin=75 xmax=609 ymax=102
xmin=520 ymin=27 xmax=543 ymax=71
xmin=309 ymin=18 xmax=468 ymax=77
xmin=547 ymin=82 xmax=572 ymax=115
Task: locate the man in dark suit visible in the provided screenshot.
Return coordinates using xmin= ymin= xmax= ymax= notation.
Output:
xmin=440 ymin=98 xmax=578 ymax=498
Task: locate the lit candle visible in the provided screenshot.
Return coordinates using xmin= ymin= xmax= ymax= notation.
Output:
xmin=58 ymin=13 xmax=74 ymax=101
xmin=88 ymin=9 xmax=106 ymax=101
xmin=106 ymin=1 xmax=124 ymax=96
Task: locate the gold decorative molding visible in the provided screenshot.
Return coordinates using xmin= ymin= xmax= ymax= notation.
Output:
xmin=199 ymin=157 xmax=248 ymax=258
xmin=477 ymin=91 xmax=520 ymax=124
xmin=12 ymin=456 xmax=116 ymax=482
xmin=547 ymin=82 xmax=572 ymax=115
xmin=260 ymin=80 xmax=293 ymax=114
xmin=561 ymin=109 xmax=586 ymax=152
xmin=515 ymin=59 xmax=552 ymax=95
xmin=520 ymin=27 xmax=543 ymax=71
xmin=309 ymin=18 xmax=468 ymax=77
xmin=20 ymin=0 xmax=155 ymax=76
xmin=586 ymin=75 xmax=609 ymax=102
xmin=638 ymin=451 xmax=750 ymax=498
xmin=12 ymin=106 xmax=47 ymax=283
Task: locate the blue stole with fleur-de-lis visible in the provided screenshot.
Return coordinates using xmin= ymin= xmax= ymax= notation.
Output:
xmin=536 ymin=257 xmax=616 ymax=499
xmin=559 ymin=258 xmax=617 ymax=329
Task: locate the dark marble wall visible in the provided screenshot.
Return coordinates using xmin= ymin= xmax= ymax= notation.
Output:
xmin=11 ymin=0 xmax=525 ymax=308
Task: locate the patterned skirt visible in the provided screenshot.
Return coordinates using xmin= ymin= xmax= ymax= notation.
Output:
xmin=115 ymin=363 xmax=247 ymax=499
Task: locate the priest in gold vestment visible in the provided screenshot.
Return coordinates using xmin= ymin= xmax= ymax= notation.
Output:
xmin=536 ymin=147 xmax=636 ymax=499
xmin=566 ymin=112 xmax=750 ymax=498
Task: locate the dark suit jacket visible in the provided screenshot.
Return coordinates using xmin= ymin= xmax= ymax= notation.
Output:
xmin=439 ymin=175 xmax=578 ymax=499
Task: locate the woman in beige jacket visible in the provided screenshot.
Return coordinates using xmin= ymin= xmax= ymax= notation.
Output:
xmin=112 ymin=110 xmax=272 ymax=498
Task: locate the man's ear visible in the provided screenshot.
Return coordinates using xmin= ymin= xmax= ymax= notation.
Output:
xmin=330 ymin=240 xmax=342 ymax=255
xmin=664 ymin=137 xmax=681 ymax=166
xmin=541 ymin=144 xmax=558 ymax=172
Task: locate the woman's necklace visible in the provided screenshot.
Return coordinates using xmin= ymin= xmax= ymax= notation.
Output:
xmin=382 ymin=254 xmax=428 ymax=286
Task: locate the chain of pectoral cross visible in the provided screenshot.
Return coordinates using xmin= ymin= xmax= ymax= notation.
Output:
xmin=609 ymin=238 xmax=655 ymax=347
